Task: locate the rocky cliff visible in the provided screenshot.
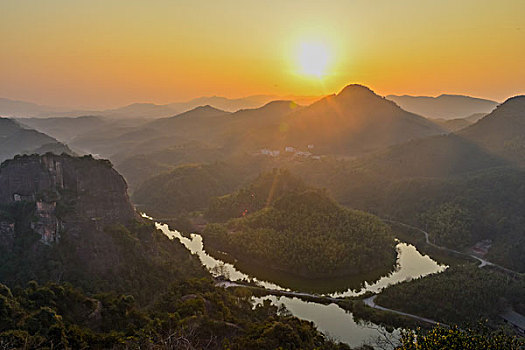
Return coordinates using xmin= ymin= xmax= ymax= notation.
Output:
xmin=0 ymin=153 xmax=136 ymax=244
xmin=0 ymin=153 xmax=203 ymax=298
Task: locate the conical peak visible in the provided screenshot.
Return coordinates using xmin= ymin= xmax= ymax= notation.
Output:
xmin=337 ymin=84 xmax=377 ymax=98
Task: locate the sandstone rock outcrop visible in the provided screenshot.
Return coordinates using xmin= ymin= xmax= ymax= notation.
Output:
xmin=0 ymin=153 xmax=137 ymax=244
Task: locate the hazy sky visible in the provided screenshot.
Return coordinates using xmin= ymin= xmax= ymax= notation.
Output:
xmin=1 ymin=0 xmax=524 ymax=108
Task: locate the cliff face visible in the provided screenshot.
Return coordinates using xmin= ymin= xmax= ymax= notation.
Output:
xmin=0 ymin=153 xmax=205 ymax=299
xmin=0 ymin=153 xmax=136 ymax=244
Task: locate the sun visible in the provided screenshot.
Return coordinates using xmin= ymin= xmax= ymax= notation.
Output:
xmin=297 ymin=41 xmax=331 ymax=78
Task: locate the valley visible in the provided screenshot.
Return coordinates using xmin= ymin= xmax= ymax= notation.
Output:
xmin=3 ymin=2 xmax=525 ymax=348
xmin=1 ymin=85 xmax=524 ymax=349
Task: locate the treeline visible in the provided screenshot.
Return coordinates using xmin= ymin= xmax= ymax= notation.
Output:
xmin=131 ymin=162 xmax=243 ymax=217
xmin=204 ymin=185 xmax=396 ymax=278
xmin=0 ymin=279 xmax=351 ymax=349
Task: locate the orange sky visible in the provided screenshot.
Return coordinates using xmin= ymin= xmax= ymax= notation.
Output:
xmin=1 ymin=0 xmax=524 ymax=109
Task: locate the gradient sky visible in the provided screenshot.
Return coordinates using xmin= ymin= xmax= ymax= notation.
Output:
xmin=1 ymin=0 xmax=524 ymax=108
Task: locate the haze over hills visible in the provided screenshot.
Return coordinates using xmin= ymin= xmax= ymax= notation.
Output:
xmin=0 ymin=98 xmax=66 ymax=118
xmin=4 ymin=91 xmax=499 ymax=122
xmin=70 ymin=101 xmax=301 ymax=166
xmin=344 ymin=95 xmax=524 ymax=180
xmin=0 ymin=94 xmax=319 ymax=119
xmin=17 ymin=116 xmax=107 ymax=142
xmin=278 ymin=84 xmax=445 ymax=155
xmin=386 ymin=94 xmax=498 ymax=120
xmin=3 ymin=0 xmax=525 ymax=346
xmin=430 ymin=118 xmax=473 ymax=132
xmin=0 ymin=118 xmax=73 ymax=162
xmin=459 ymin=95 xmax=525 ymax=164
xmin=60 ymin=84 xmax=450 ymax=189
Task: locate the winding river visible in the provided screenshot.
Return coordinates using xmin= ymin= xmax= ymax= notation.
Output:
xmin=154 ymin=221 xmax=446 ymax=349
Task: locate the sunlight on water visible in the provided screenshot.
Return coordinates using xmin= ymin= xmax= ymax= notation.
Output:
xmin=253 ymin=295 xmax=401 ymax=349
xmin=332 ymin=243 xmax=447 ymax=297
xmin=156 ymin=222 xmax=285 ymax=290
xmin=153 ymin=219 xmax=446 ymax=350
xmin=155 ymin=220 xmax=446 ymax=296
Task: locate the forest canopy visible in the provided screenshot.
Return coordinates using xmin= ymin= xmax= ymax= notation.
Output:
xmin=204 ymin=177 xmax=397 ymax=278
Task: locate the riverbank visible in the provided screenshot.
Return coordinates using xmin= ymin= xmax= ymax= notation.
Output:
xmin=216 ymin=278 xmax=435 ymax=331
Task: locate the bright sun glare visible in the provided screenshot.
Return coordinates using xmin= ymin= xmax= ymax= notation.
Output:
xmin=298 ymin=41 xmax=331 ymax=78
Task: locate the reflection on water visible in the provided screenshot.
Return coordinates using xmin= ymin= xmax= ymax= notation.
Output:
xmin=333 ymin=243 xmax=446 ymax=297
xmin=156 ymin=221 xmax=444 ymax=350
xmin=158 ymin=223 xmax=284 ymax=290
xmin=253 ymin=295 xmax=401 ymax=349
xmin=156 ymin=222 xmax=446 ymax=296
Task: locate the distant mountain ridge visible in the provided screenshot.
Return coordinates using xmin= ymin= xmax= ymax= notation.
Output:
xmin=278 ymin=84 xmax=445 ymax=155
xmin=0 ymin=94 xmax=319 ymax=119
xmin=352 ymin=95 xmax=525 ymax=179
xmin=459 ymin=95 xmax=525 ymax=164
xmin=0 ymin=118 xmax=73 ymax=162
xmin=17 ymin=116 xmax=106 ymax=142
xmin=387 ymin=94 xmax=498 ymax=120
xmin=0 ymin=98 xmax=65 ymax=118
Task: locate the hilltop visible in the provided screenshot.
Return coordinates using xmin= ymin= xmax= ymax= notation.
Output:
xmin=203 ymin=170 xmax=397 ymax=279
xmin=279 ymin=85 xmax=444 ymax=155
xmin=460 ymin=95 xmax=525 ymax=164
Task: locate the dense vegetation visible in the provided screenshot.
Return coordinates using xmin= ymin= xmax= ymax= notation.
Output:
xmin=132 ymin=162 xmax=245 ymax=217
xmin=0 ymin=199 xmax=205 ymax=304
xmin=206 ymin=169 xmax=308 ymax=222
xmin=376 ymin=265 xmax=525 ymax=325
xmin=375 ymin=167 xmax=525 ymax=271
xmin=397 ymin=324 xmax=523 ymax=349
xmin=131 ymin=157 xmax=276 ymax=217
xmin=0 ymin=279 xmax=351 ymax=350
xmin=204 ymin=187 xmax=396 ymax=278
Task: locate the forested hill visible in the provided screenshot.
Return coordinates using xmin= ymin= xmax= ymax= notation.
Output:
xmin=0 ymin=154 xmax=352 ymax=350
xmin=206 ymin=168 xmax=308 ymax=222
xmin=459 ymin=95 xmax=525 ymax=165
xmin=204 ymin=187 xmax=396 ymax=279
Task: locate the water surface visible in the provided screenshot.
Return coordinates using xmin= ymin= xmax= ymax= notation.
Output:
xmin=155 ymin=221 xmax=445 ymax=349
xmin=156 ymin=222 xmax=446 ymax=296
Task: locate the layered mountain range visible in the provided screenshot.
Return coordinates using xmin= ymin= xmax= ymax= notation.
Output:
xmin=0 ymin=118 xmax=73 ymax=163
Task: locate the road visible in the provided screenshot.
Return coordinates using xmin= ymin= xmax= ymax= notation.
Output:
xmin=364 ymin=295 xmax=445 ymax=326
xmin=385 ymin=220 xmax=520 ymax=275
xmin=218 ymin=280 xmax=444 ymax=325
